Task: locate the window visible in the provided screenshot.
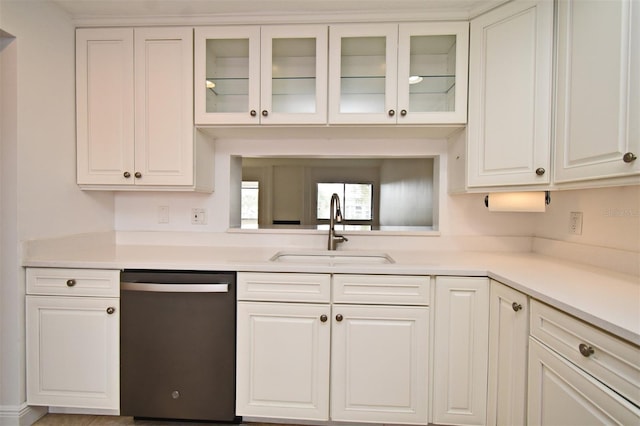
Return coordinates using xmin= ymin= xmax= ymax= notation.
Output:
xmin=241 ymin=181 xmax=259 ymax=228
xmin=317 ymin=182 xmax=373 ymax=222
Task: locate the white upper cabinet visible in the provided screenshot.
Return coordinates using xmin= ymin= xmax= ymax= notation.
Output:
xmin=194 ymin=25 xmax=328 ymax=125
xmin=76 ymin=28 xmax=134 ymax=186
xmin=134 ymin=27 xmax=196 ymax=187
xmin=329 ymin=22 xmax=468 ymax=125
xmin=467 ymin=0 xmax=554 ymax=187
xmin=554 ymin=0 xmax=640 ymax=184
xmin=76 ymin=27 xmax=212 ymax=191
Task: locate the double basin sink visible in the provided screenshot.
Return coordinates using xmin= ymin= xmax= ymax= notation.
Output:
xmin=270 ymin=250 xmax=394 ymax=265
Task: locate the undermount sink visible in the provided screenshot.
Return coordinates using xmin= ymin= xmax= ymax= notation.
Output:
xmin=270 ymin=250 xmax=394 ymax=265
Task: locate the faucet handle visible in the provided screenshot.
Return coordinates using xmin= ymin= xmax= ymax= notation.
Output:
xmin=336 ymin=234 xmax=348 ymax=243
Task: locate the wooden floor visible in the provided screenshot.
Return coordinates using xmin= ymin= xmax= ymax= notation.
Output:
xmin=33 ymin=414 xmax=250 ymax=425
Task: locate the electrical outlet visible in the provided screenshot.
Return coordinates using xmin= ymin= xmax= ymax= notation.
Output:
xmin=191 ymin=208 xmax=207 ymax=225
xmin=158 ymin=206 xmax=169 ymax=224
xmin=569 ymin=211 xmax=583 ymax=235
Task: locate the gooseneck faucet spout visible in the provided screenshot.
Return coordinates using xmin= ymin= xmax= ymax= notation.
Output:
xmin=328 ymin=193 xmax=348 ymax=250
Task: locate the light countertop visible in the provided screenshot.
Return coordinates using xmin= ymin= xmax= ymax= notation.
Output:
xmin=23 ymin=241 xmax=640 ymax=346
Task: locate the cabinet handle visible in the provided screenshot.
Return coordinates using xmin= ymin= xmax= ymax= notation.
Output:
xmin=134 ymin=172 xmax=142 ymax=178
xmin=66 ymin=279 xmax=76 ymax=287
xmin=388 ymin=109 xmax=395 ymax=117
xmin=320 ymin=314 xmax=328 ymax=323
xmin=250 ymin=110 xmax=257 ymax=117
xmin=623 ymin=152 xmax=637 ymax=163
xmin=535 ymin=167 xmax=546 ymax=176
xmin=123 ymin=171 xmax=131 ymax=178
xmin=579 ymin=343 xmax=594 ymax=357
xmin=335 ymin=314 xmax=343 ymax=322
xmin=512 ymin=302 xmax=522 ymax=312
xmin=261 ymin=110 xmax=268 ymax=117
xmin=106 ymin=307 xmax=116 ymax=315
xmin=400 ymin=109 xmax=407 ymax=116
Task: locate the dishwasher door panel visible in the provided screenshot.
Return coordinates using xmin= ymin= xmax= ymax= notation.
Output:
xmin=120 ymin=271 xmax=236 ymax=422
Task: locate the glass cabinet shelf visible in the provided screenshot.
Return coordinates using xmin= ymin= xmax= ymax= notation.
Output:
xmin=206 ymin=76 xmax=317 ymax=96
xmin=340 ymin=74 xmax=455 ymax=95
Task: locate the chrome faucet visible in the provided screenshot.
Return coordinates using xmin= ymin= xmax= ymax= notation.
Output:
xmin=328 ymin=193 xmax=348 ymax=250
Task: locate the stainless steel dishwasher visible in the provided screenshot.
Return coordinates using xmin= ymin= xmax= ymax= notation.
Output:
xmin=120 ymin=270 xmax=238 ymax=422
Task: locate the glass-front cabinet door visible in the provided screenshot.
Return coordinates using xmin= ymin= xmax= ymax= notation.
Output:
xmin=397 ymin=22 xmax=468 ymax=124
xmin=329 ymin=22 xmax=468 ymax=125
xmin=195 ymin=26 xmax=260 ymax=125
xmin=329 ymin=24 xmax=399 ymax=124
xmin=261 ymin=25 xmax=328 ymax=124
xmin=195 ymin=25 xmax=327 ymax=125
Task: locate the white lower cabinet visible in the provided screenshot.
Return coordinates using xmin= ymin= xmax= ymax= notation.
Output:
xmin=236 ymin=301 xmax=331 ymax=420
xmin=26 ymin=268 xmax=120 ymax=410
xmin=331 ymin=304 xmax=429 ymax=424
xmin=528 ymin=338 xmax=639 ymax=425
xmin=528 ymin=299 xmax=640 ymax=425
xmin=236 ymin=272 xmax=429 ymax=424
xmin=486 ymin=280 xmax=529 ymax=426
xmin=432 ymin=276 xmax=489 ymax=426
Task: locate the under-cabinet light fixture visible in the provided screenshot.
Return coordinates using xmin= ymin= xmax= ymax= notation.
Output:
xmin=409 ymin=75 xmax=423 ymax=85
xmin=484 ymin=191 xmax=551 ymax=212
xmin=206 ymin=80 xmax=216 ymax=89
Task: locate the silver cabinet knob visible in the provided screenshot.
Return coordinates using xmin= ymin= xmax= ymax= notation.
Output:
xmin=134 ymin=172 xmax=142 ymax=178
xmin=623 ymin=152 xmax=637 ymax=163
xmin=320 ymin=314 xmax=328 ymax=323
xmin=261 ymin=110 xmax=268 ymax=117
xmin=579 ymin=343 xmax=594 ymax=357
xmin=123 ymin=171 xmax=131 ymax=178
xmin=250 ymin=110 xmax=257 ymax=117
xmin=106 ymin=306 xmax=116 ymax=315
xmin=512 ymin=302 xmax=523 ymax=312
xmin=335 ymin=314 xmax=343 ymax=322
xmin=388 ymin=109 xmax=395 ymax=117
xmin=171 ymin=390 xmax=180 ymax=399
xmin=536 ymin=167 xmax=546 ymax=176
xmin=66 ymin=279 xmax=76 ymax=287
xmin=400 ymin=109 xmax=407 ymax=116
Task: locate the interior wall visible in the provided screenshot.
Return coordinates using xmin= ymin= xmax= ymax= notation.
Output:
xmin=115 ymin=137 xmax=540 ymax=240
xmin=379 ymin=158 xmax=433 ymax=226
xmin=533 ymin=185 xmax=640 ymax=253
xmin=0 ymin=0 xmax=115 ymax=419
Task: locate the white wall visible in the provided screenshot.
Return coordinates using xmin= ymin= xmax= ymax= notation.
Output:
xmin=116 ymin=136 xmax=537 ymax=249
xmin=533 ymin=185 xmax=640 ymax=252
xmin=0 ymin=0 xmax=114 ymax=422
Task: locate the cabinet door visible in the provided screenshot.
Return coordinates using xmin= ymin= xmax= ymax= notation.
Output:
xmin=134 ymin=27 xmax=194 ymax=186
xmin=330 ymin=304 xmax=428 ymax=424
xmin=397 ymin=22 xmax=469 ymax=124
xmin=433 ymin=276 xmax=489 ymax=426
xmin=528 ymin=338 xmax=640 ymax=425
xmin=467 ymin=0 xmax=553 ymax=187
xmin=554 ymin=0 xmax=640 ymax=183
xmin=194 ymin=26 xmax=261 ymax=125
xmin=260 ymin=25 xmax=328 ymax=124
xmin=329 ymin=24 xmax=399 ymax=124
xmin=236 ymin=302 xmax=331 ymax=420
xmin=487 ymin=281 xmax=528 ymax=426
xmin=26 ymin=296 xmax=119 ymax=409
xmin=76 ymin=28 xmax=135 ymax=186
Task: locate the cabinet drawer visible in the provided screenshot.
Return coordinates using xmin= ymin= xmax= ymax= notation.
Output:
xmin=237 ymin=272 xmax=330 ymax=302
xmin=530 ymin=300 xmax=640 ymax=406
xmin=26 ymin=268 xmax=119 ymax=297
xmin=333 ymin=274 xmax=430 ymax=305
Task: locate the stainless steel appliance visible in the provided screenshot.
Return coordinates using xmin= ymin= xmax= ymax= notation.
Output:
xmin=120 ymin=270 xmax=237 ymax=422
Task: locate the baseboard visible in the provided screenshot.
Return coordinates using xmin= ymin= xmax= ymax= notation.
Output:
xmin=49 ymin=407 xmax=119 ymax=416
xmin=0 ymin=403 xmax=47 ymax=426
